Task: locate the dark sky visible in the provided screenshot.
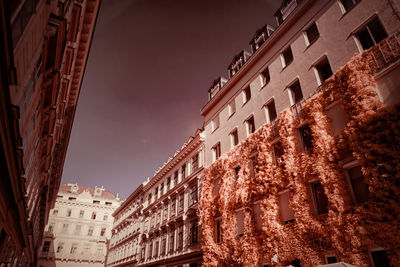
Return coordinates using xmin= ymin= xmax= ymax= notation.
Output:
xmin=61 ymin=0 xmax=281 ymax=199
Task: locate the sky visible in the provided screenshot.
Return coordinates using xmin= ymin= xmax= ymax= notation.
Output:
xmin=61 ymin=0 xmax=281 ymax=199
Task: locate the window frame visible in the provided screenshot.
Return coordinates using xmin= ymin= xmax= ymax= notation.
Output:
xmin=281 ymin=46 xmax=294 ymax=68
xmin=352 ymin=15 xmax=387 ymax=52
xmin=242 ymin=86 xmax=251 ymax=105
xmin=304 ymin=22 xmax=319 ymax=47
xmin=230 ymin=128 xmax=239 ymax=148
xmin=312 ymin=56 xmax=333 ymax=86
xmin=212 ymin=142 xmax=221 ymax=162
xmin=245 ymin=115 xmax=256 ymax=136
xmin=211 ymin=114 xmax=220 ymax=133
xmin=343 ymin=160 xmax=369 ymax=204
xmin=228 ymin=99 xmax=236 ymax=117
xmin=261 ymin=66 xmax=270 ymax=87
xmin=287 ymin=79 xmax=303 ymax=106
xmin=311 ymin=181 xmax=329 ymax=215
xmin=263 ymin=98 xmax=277 ymax=123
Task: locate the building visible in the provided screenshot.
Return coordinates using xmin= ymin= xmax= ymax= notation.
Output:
xmin=107 ymin=130 xmax=204 ymax=267
xmin=37 ymin=183 xmax=121 ymax=267
xmin=0 ymin=0 xmax=100 ymax=265
xmin=198 ymin=0 xmax=400 ymax=266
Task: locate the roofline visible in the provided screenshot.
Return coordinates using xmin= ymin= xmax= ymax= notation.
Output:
xmin=113 ymin=184 xmax=143 ymax=216
xmin=200 ymin=0 xmax=313 ymax=117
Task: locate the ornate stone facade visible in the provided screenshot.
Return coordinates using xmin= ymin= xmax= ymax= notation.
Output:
xmin=0 ymin=0 xmax=99 ymax=265
xmin=38 ymin=184 xmax=121 ymax=267
xmin=107 ymin=131 xmax=204 ymax=267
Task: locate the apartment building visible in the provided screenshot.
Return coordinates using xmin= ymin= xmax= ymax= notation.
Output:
xmin=199 ymin=0 xmax=400 ymax=266
xmin=108 ymin=131 xmax=204 ymax=267
xmin=37 ymin=183 xmax=121 ymax=267
xmin=0 ymin=0 xmax=99 ymax=265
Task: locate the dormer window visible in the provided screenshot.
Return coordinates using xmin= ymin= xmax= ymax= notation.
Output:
xmin=71 ymin=184 xmax=79 ymax=193
xmin=275 ymin=0 xmax=300 ymax=25
xmin=228 ymin=50 xmax=251 ymax=78
xmin=250 ymin=24 xmax=275 ymax=52
xmin=208 ymin=77 xmax=227 ymax=100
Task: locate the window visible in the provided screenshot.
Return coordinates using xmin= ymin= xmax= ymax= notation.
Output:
xmin=311 ymin=181 xmax=329 ymax=215
xmin=167 ymin=177 xmax=171 ymax=191
xmin=171 ymin=198 xmax=176 ymax=216
xmin=264 ymin=99 xmax=277 ymax=123
xmin=88 ymin=226 xmax=94 ymax=236
xmin=278 ymin=191 xmax=295 ymax=224
xmin=74 ymin=225 xmax=81 ymax=235
xmin=160 ymin=182 xmax=164 ymax=195
xmin=234 ymin=167 xmax=241 ymax=180
xmin=215 ymin=219 xmax=223 ymax=243
xmin=189 ymin=219 xmax=199 ymax=244
xmin=211 ymin=115 xmax=220 ymax=132
xmin=246 ymin=116 xmax=256 ymax=136
xmin=103 ymin=214 xmax=108 ymax=221
xmin=70 ymin=243 xmax=78 ymax=254
xmin=261 ymin=67 xmax=270 ymax=86
xmin=370 ymin=249 xmax=390 ymax=267
xmin=154 ymin=241 xmax=159 ymax=257
xmin=235 ymin=211 xmax=245 ymax=236
xmin=163 ymin=204 xmax=168 ymax=221
xmin=79 ymin=210 xmax=84 ymax=218
xmin=105 ymin=201 xmax=112 ymax=206
xmin=179 ymin=164 xmax=186 ymax=180
xmin=192 ymin=153 xmax=199 ymax=172
xmin=243 ymin=86 xmax=251 ymax=104
xmin=212 ymin=143 xmax=221 ymax=162
xmin=48 ymin=223 xmax=55 ymax=233
xmin=273 ymin=141 xmax=284 ymax=165
xmin=250 ymin=152 xmax=259 ymax=178
xmin=230 ymin=129 xmax=239 ymax=148
xmin=93 ymin=200 xmax=100 ymax=204
xmin=62 ymin=223 xmax=69 ymax=234
xmin=339 ymin=0 xmax=359 ymax=13
xmin=100 ymin=227 xmax=106 ymax=237
xmin=288 ymin=80 xmax=303 ymax=105
xmin=42 ymin=241 xmax=51 ymax=252
xmin=66 ymin=209 xmax=72 ymax=217
xmin=57 ymin=195 xmax=63 ymax=199
xmin=91 ymin=212 xmax=96 ymax=220
xmin=190 ymin=183 xmax=198 ymax=205
xmin=53 ymin=209 xmax=58 ymax=215
xmin=161 ymin=236 xmax=167 ymax=255
xmin=347 ymin=165 xmax=369 ymax=203
xmin=299 ymin=124 xmax=313 ymax=151
xmin=281 ymin=46 xmax=294 ymax=67
xmin=174 ymin=171 xmax=179 ymax=186
xmin=228 ymin=100 xmax=236 ymax=117
xmin=305 ymin=22 xmax=319 ymax=46
xmin=68 ymin=197 xmax=76 ymax=201
xmin=179 ymin=192 xmax=184 ymax=212
xmin=177 ymin=225 xmax=184 ymax=249
xmin=155 ymin=186 xmax=158 ymax=199
xmin=148 ymin=241 xmax=153 ymax=258
xmin=326 ymin=256 xmax=338 ymax=264
xmin=169 ymin=229 xmax=175 ymax=252
xmin=148 ymin=193 xmax=152 ymax=204
xmin=315 ymin=57 xmax=333 ymax=85
xmin=355 ymin=16 xmax=387 ymax=50
xmin=57 ymin=242 xmax=64 ymax=253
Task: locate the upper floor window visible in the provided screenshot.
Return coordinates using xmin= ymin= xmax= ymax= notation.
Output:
xmin=74 ymin=225 xmax=81 ymax=235
xmin=281 ymin=46 xmax=294 ymax=68
xmin=245 ymin=116 xmax=256 ymax=136
xmin=88 ymin=226 xmax=94 ymax=236
xmin=355 ymin=16 xmax=387 ymax=50
xmin=215 ymin=219 xmax=223 ymax=243
xmin=93 ymin=200 xmax=100 ymax=204
xmin=57 ymin=242 xmax=64 ymax=253
xmin=42 ymin=241 xmax=51 ymax=252
xmin=228 ymin=100 xmax=236 ymax=117
xmin=212 ymin=143 xmax=221 ymax=162
xmin=100 ymin=227 xmax=106 ymax=237
xmin=181 ymin=164 xmax=186 ymax=179
xmin=264 ymin=99 xmax=277 ymax=123
xmin=189 ymin=218 xmax=199 ymax=244
xmin=91 ymin=212 xmax=96 ymax=220
xmin=171 ymin=198 xmax=176 ymax=216
xmin=178 ymin=225 xmax=184 ymax=249
xmin=68 ymin=197 xmax=76 ymax=201
xmin=278 ymin=190 xmax=295 ymax=224
xmin=311 ymin=181 xmax=329 ymax=215
xmin=174 ymin=170 xmax=179 ymax=186
xmin=304 ymin=22 xmax=319 ymax=46
xmin=273 ymin=141 xmax=284 ymax=165
xmin=79 ymin=210 xmax=84 ymax=218
xmin=230 ymin=129 xmax=239 ymax=148
xmin=160 ymin=182 xmax=164 ymax=195
xmin=105 ymin=202 xmax=112 ymax=206
xmin=261 ymin=67 xmax=270 ymax=86
xmin=155 ymin=186 xmax=158 ymax=199
xmin=314 ymin=57 xmax=333 ymax=85
xmin=192 ymin=153 xmax=199 ymax=172
xmin=190 ymin=183 xmax=198 ymax=205
xmin=62 ymin=223 xmax=69 ymax=234
xmin=243 ymin=86 xmax=251 ymax=104
xmin=53 ymin=209 xmax=58 ymax=215
xmin=167 ymin=177 xmax=171 ymax=191
xmin=346 ymin=164 xmax=369 ymax=203
xmin=299 ymin=124 xmax=313 ymax=151
xmin=178 ymin=192 xmax=184 ymax=212
xmin=66 ymin=209 xmax=72 ymax=217
xmin=338 ymin=0 xmax=360 ymax=13
xmin=103 ymin=214 xmax=108 ymax=221
xmin=211 ymin=115 xmax=220 ymax=132
xmin=234 ymin=167 xmax=241 ymax=181
xmin=288 ymin=80 xmax=303 ymax=106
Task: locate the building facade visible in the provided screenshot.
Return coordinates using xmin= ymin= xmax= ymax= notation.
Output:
xmin=199 ymin=0 xmax=400 ymax=266
xmin=37 ymin=183 xmax=121 ymax=267
xmin=108 ymin=131 xmax=204 ymax=267
xmin=0 ymin=0 xmax=99 ymax=265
